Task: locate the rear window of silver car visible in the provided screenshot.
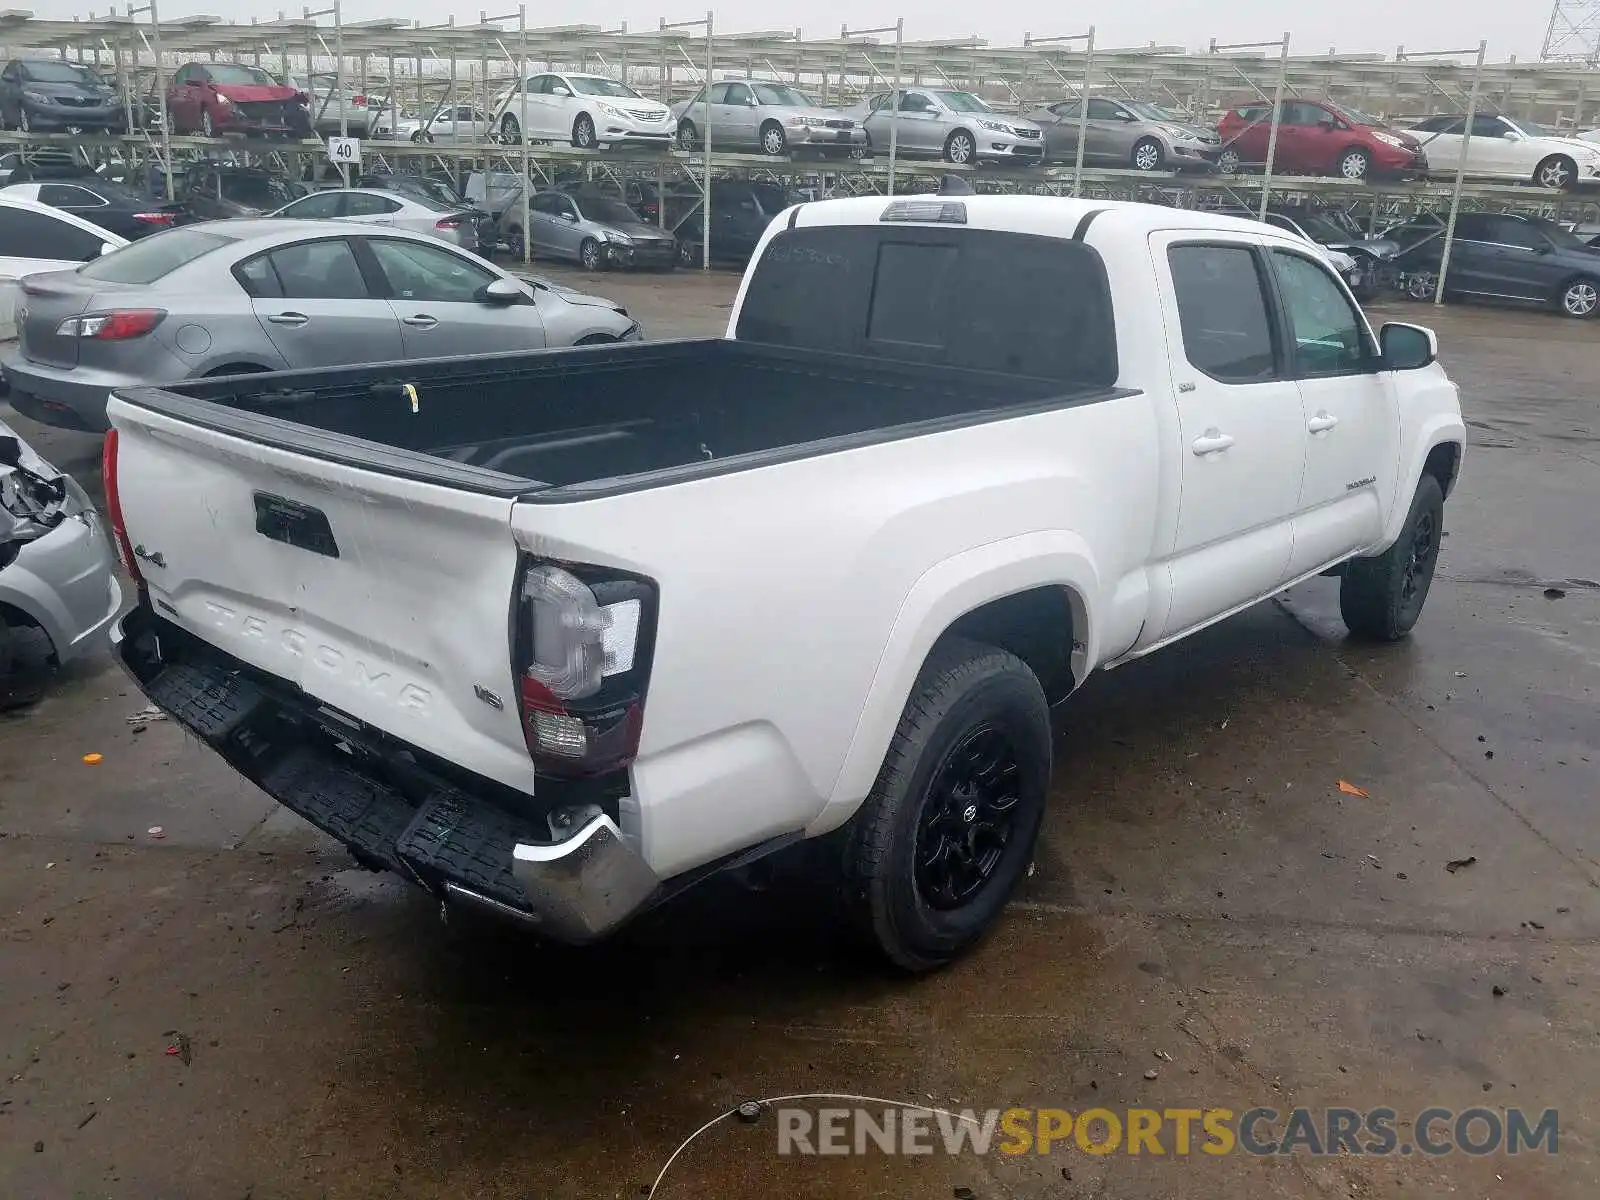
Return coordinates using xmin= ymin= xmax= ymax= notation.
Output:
xmin=78 ymin=228 xmax=237 ymax=285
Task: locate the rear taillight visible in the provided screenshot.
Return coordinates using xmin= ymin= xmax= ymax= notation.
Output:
xmin=56 ymin=309 xmax=165 ymax=340
xmin=100 ymin=428 xmax=143 ymax=585
xmin=435 ymin=215 xmax=466 ymax=230
xmin=133 ymin=211 xmax=176 ymax=225
xmin=513 ymin=560 xmax=657 ymax=777
xmin=351 ymin=94 xmax=366 ymax=106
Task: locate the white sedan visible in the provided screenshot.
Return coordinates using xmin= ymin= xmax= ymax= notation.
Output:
xmin=1409 ymin=113 xmax=1600 ymax=189
xmin=0 ymin=195 xmax=125 ymax=339
xmin=491 ymin=71 xmax=674 ymax=149
xmin=375 ymin=103 xmax=494 ymax=144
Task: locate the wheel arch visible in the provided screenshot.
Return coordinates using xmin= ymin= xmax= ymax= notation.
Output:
xmin=811 ymin=531 xmax=1100 ymax=836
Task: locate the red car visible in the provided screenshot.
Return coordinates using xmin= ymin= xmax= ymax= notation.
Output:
xmin=166 ymin=62 xmax=311 ymax=138
xmin=1215 ymin=99 xmax=1425 ymax=181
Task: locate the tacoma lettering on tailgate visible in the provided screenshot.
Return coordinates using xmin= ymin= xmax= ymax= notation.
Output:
xmin=200 ymin=601 xmax=432 ymax=714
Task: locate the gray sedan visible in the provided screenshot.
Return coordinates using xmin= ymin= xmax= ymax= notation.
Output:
xmin=269 ymin=186 xmax=494 ymax=253
xmin=507 ymin=189 xmax=677 ymax=271
xmin=671 ymin=79 xmax=865 ymax=157
xmin=1 ymin=219 xmax=641 ymax=432
xmin=844 ymin=88 xmax=1044 ymax=166
xmin=1023 ymin=98 xmax=1221 ymax=172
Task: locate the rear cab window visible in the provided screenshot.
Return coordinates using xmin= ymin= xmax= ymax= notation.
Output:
xmin=736 ymin=223 xmax=1117 ymax=388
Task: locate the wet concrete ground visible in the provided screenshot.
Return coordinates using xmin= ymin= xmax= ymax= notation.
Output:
xmin=1 ymin=268 xmax=1597 ymax=1199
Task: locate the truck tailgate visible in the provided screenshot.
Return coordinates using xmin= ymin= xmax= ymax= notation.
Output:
xmin=108 ymin=397 xmax=539 ymax=796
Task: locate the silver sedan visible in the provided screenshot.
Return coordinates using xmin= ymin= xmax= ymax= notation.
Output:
xmin=269 ymin=186 xmax=493 ymax=253
xmin=842 ymin=88 xmax=1045 ymax=166
xmin=1 ymin=219 xmax=641 ymax=433
xmin=670 ymin=79 xmax=865 ymax=157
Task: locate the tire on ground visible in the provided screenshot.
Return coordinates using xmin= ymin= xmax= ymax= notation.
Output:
xmin=838 ymin=637 xmax=1052 ymax=972
xmin=1340 ymin=474 xmax=1445 ymax=641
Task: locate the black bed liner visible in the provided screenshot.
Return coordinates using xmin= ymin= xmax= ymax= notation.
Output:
xmin=114 ymin=338 xmax=1135 ymax=502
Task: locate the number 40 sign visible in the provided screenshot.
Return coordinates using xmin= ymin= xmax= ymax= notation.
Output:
xmin=327 ymin=136 xmax=362 ymax=167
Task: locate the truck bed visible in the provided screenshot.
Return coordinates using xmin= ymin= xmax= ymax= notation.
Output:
xmin=113 ymin=339 xmax=1090 ymax=499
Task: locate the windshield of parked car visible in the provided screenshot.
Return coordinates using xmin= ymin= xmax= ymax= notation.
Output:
xmin=575 ymin=196 xmax=639 ymax=225
xmin=1127 ymin=101 xmax=1188 ymax=123
xmin=225 ymin=175 xmax=296 ymax=206
xmin=1293 ymin=214 xmax=1356 ymax=242
xmin=1507 ymin=118 xmax=1554 ymax=137
xmin=77 ymin=227 xmax=235 ymax=284
xmin=752 ymin=83 xmax=813 ymax=107
xmin=206 ymin=64 xmax=278 ymax=86
xmin=21 ymin=61 xmax=98 ymax=85
xmin=385 ymin=176 xmax=461 ymax=207
xmin=568 ymin=76 xmax=643 ymax=100
xmin=931 ymin=90 xmax=994 ymax=113
xmin=1534 ymin=217 xmax=1586 ymax=249
xmin=1331 ymin=103 xmax=1385 ymax=128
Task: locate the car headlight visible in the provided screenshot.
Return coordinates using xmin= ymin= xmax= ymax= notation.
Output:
xmin=23 ymin=90 xmax=51 ymax=105
xmin=607 ymin=232 xmax=634 ymax=246
xmin=597 ymin=103 xmax=624 ymax=119
xmin=1373 ymin=132 xmax=1406 ymax=149
xmin=979 ymin=119 xmax=1011 ymax=133
xmin=215 ymin=93 xmax=232 ymax=106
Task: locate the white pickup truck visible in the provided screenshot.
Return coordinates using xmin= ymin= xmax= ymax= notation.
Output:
xmin=103 ymin=196 xmax=1464 ymax=971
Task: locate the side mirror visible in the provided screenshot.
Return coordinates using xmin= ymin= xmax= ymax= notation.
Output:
xmin=478 ymin=277 xmax=527 ymax=305
xmin=560 ymin=211 xmax=577 ymax=222
xmin=552 ymin=86 xmax=571 ymax=97
xmin=99 ymin=241 xmax=117 ymax=258
xmin=1503 ymin=130 xmax=1523 ymax=141
xmin=1379 ymin=321 xmax=1437 ymax=371
xmin=0 ymin=434 xmax=21 ymax=468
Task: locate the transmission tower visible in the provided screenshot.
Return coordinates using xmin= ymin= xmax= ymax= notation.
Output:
xmin=1541 ymin=0 xmax=1600 ymax=63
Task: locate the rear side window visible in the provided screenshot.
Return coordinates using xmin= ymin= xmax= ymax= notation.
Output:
xmin=0 ymin=207 xmax=105 ymax=263
xmin=736 ymin=224 xmax=1118 ymax=387
xmin=79 ymin=227 xmax=235 ymax=283
xmin=1167 ymin=244 xmax=1277 ymax=383
xmin=238 ymin=239 xmax=370 ymax=300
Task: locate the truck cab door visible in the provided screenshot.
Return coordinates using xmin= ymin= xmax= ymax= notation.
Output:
xmin=1149 ymin=233 xmax=1308 ymax=640
xmin=1264 ymin=246 xmax=1399 ymax=576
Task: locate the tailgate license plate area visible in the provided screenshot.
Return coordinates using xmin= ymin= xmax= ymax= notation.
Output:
xmin=254 ymin=492 xmax=339 ymax=559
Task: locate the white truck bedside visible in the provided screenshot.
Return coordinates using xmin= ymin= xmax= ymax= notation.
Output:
xmin=102 ymin=195 xmax=1464 ymax=970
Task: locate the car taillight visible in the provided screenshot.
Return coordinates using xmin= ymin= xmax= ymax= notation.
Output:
xmin=435 ymin=215 xmax=466 ymax=229
xmin=133 ymin=211 xmax=176 ymax=225
xmin=100 ymin=428 xmax=142 ymax=586
xmin=56 ymin=309 xmax=165 ymax=340
xmin=351 ymin=94 xmax=365 ymax=106
xmin=513 ymin=560 xmax=657 ymax=777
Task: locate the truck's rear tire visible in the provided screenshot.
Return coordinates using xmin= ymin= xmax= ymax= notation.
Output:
xmin=1339 ymin=474 xmax=1445 ymax=641
xmin=839 ymin=639 xmax=1051 ymax=972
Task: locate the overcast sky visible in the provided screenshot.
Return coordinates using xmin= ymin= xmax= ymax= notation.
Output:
xmin=38 ymin=0 xmax=1553 ymax=63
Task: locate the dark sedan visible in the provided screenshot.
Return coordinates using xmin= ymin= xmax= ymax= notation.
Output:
xmin=0 ymin=178 xmax=182 ymax=239
xmin=0 ymin=58 xmax=125 ymax=133
xmin=1399 ymin=211 xmax=1600 ymax=318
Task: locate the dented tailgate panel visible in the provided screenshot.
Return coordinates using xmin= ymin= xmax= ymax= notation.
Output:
xmin=109 ymin=401 xmax=540 ymax=797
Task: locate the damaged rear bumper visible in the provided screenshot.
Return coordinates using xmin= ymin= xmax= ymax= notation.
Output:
xmin=110 ymin=604 xmax=659 ymax=942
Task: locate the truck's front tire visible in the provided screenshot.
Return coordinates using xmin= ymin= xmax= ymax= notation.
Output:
xmin=1339 ymin=474 xmax=1445 ymax=640
xmin=840 ymin=639 xmax=1051 ymax=972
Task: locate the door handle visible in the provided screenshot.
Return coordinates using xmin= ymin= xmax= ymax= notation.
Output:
xmin=401 ymin=314 xmax=438 ymax=328
xmin=1307 ymin=412 xmax=1340 ymax=434
xmin=1191 ymin=430 xmax=1235 ymax=456
xmin=265 ymin=311 xmax=308 ymax=327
